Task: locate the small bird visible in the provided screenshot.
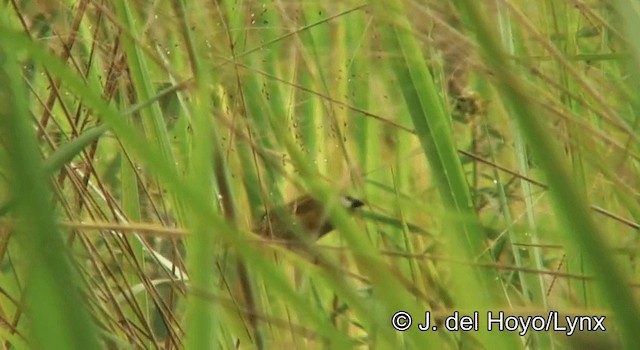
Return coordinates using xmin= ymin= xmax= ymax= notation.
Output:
xmin=254 ymin=194 xmax=364 ymax=241
xmin=236 ymin=194 xmax=363 ymax=348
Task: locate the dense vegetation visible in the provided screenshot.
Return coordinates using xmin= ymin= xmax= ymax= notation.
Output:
xmin=1 ymin=1 xmax=639 ymax=349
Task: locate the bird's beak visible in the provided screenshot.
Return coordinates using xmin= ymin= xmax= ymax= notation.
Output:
xmin=340 ymin=195 xmax=365 ymax=210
